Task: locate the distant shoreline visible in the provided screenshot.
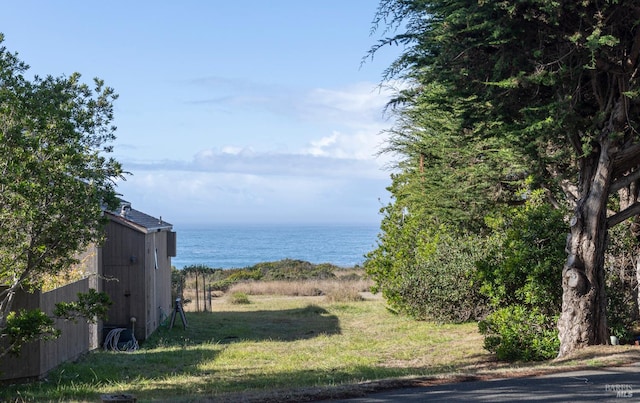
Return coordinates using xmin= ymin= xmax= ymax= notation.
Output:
xmin=171 ymin=224 xmax=379 ymax=270
xmin=173 ymin=260 xmax=363 ymax=271
xmin=172 ymin=222 xmax=380 ymax=231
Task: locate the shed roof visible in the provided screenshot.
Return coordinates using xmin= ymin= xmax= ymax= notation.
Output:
xmin=105 ymin=200 xmax=173 ymax=234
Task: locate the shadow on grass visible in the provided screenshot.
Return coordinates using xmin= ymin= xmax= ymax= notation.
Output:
xmin=146 ymin=304 xmax=341 ymax=347
xmin=0 ymin=346 xmax=224 ymax=402
xmin=0 ymin=305 xmax=343 ymax=400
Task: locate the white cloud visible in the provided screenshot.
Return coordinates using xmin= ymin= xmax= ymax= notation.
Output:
xmin=303 ymin=129 xmax=386 ymax=161
xmin=116 ymin=168 xmax=388 ymax=226
xmin=221 ymin=145 xmax=243 ymax=155
xmin=303 ymin=82 xmax=391 ymax=123
xmin=303 ymin=83 xmax=395 ymax=131
xmin=115 ymin=80 xmax=398 ymax=226
xmin=295 ymin=82 xmax=395 ymax=162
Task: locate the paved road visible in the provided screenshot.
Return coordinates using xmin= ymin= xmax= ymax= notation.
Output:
xmin=321 ymin=364 xmax=640 ymax=402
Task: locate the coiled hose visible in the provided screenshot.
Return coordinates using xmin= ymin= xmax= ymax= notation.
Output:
xmin=103 ymin=328 xmax=139 ymax=352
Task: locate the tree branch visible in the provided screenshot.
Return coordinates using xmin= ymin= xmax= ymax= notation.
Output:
xmin=612 ymin=143 xmax=640 ymax=178
xmin=609 ymin=169 xmax=640 ymax=194
xmin=607 ymin=202 xmax=640 ymax=228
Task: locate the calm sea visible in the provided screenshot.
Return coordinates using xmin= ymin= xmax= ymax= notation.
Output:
xmin=171 ymin=224 xmax=381 ymax=269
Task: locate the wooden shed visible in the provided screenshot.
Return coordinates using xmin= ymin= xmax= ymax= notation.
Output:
xmin=101 ymin=201 xmax=176 ymax=342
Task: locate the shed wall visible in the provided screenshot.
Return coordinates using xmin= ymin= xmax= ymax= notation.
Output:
xmin=102 ymin=220 xmax=146 ymax=337
xmin=144 ymin=231 xmax=173 ymax=339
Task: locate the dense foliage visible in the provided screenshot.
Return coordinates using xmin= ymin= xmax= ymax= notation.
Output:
xmin=366 ymin=208 xmax=488 ymax=322
xmin=478 ymin=305 xmax=559 ymax=361
xmin=476 ymin=192 xmax=566 ymax=360
xmin=477 ymin=191 xmax=567 ymax=314
xmin=369 ymin=0 xmax=640 ymax=357
xmin=0 ymin=35 xmax=121 ymax=357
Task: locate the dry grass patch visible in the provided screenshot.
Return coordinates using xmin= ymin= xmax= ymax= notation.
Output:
xmin=228 ymin=278 xmax=373 ymax=302
xmin=324 ymin=287 xmax=365 ymax=303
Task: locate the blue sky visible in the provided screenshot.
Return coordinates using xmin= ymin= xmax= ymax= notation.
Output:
xmin=1 ymin=1 xmax=401 ymax=228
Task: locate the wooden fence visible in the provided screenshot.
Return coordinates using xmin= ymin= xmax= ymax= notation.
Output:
xmin=0 ymin=278 xmax=97 ymax=382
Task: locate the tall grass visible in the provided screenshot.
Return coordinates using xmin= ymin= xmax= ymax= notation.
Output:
xmin=228 ymin=278 xmax=373 ymax=300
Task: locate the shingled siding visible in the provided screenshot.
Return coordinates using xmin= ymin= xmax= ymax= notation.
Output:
xmin=0 ymin=278 xmax=95 ymax=382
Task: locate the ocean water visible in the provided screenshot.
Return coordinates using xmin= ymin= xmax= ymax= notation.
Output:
xmin=171 ymin=224 xmax=381 ymax=269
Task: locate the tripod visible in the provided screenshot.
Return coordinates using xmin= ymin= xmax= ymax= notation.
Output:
xmin=169 ymin=298 xmax=188 ymax=330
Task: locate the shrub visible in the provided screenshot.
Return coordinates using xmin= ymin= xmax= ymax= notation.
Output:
xmin=210 ymin=269 xmax=263 ymax=291
xmin=366 ymin=218 xmax=489 ymax=323
xmin=606 ymin=273 xmax=636 ymax=344
xmin=256 ymin=259 xmax=338 ymax=280
xmin=478 ymin=305 xmax=559 ymax=361
xmin=229 ymin=292 xmax=251 ymax=305
xmin=476 ymin=192 xmax=566 ymax=314
xmin=4 ymin=309 xmax=59 ymax=356
xmin=475 ymin=191 xmax=566 ymax=361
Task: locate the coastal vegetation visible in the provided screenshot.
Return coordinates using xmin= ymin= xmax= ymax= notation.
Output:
xmin=366 ymin=0 xmax=640 ymax=359
xmin=3 ymin=273 xmax=639 ymax=402
xmin=177 ymin=260 xmax=371 ymax=311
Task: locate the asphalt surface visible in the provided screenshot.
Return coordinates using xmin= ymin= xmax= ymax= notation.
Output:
xmin=320 ymin=364 xmax=640 ymax=402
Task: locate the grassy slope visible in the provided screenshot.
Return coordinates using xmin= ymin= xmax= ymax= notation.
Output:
xmin=3 ymin=295 xmax=639 ymax=402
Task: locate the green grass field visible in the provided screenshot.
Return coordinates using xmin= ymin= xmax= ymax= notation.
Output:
xmin=2 ymin=294 xmax=639 ymax=402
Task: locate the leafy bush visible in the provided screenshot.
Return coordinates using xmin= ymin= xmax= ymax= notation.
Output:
xmin=606 ymin=273 xmax=636 ymax=344
xmin=210 ymin=269 xmax=263 ymax=291
xmin=3 ymin=309 xmax=59 ymax=356
xmin=476 ymin=191 xmax=566 ymax=360
xmin=54 ymin=289 xmax=112 ymax=323
xmin=476 ymin=192 xmax=566 ymax=314
xmin=398 ymin=230 xmax=489 ymax=322
xmin=365 ymin=204 xmax=425 ymax=316
xmin=366 ymin=210 xmax=488 ymax=322
xmin=478 ymin=305 xmax=559 ymax=361
xmin=229 ymin=292 xmax=251 ymax=305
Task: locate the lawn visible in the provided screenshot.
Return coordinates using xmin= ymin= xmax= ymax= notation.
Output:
xmin=2 ymin=293 xmax=639 ymax=402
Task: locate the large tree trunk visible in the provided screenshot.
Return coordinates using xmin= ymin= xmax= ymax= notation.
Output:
xmin=557 ymin=139 xmax=612 ymax=358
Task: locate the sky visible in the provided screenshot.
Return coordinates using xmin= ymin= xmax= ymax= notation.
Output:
xmin=0 ymin=1 xmax=402 ymax=228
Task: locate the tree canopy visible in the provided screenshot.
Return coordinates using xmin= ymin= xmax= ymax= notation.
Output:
xmin=368 ymin=0 xmax=640 ymax=357
xmin=0 ymin=35 xmax=122 ymax=356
